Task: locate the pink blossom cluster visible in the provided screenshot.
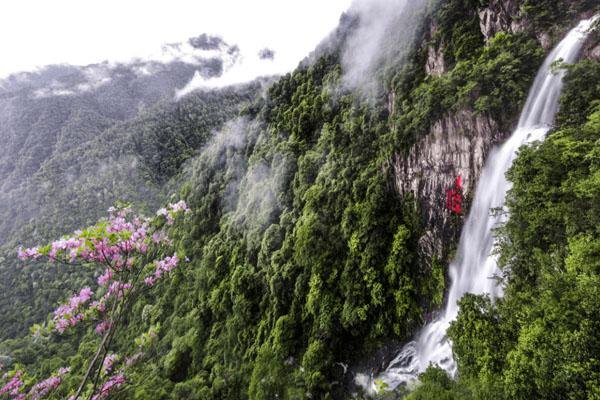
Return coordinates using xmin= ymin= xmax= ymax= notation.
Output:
xmin=0 ymin=370 xmax=23 ymax=399
xmin=53 ymin=287 xmax=93 ymax=333
xmin=156 ymin=200 xmax=190 ymax=225
xmin=143 ymin=254 xmax=179 ymax=287
xmin=82 ymin=232 xmax=148 ymax=267
xmin=48 ymin=237 xmax=83 ymax=260
xmin=108 ymin=281 xmax=132 ymax=298
xmin=18 ymin=210 xmax=151 ymax=268
xmin=90 ymin=300 xmax=106 ymax=313
xmin=169 ymin=200 xmax=190 ymax=213
xmin=18 ymin=201 xmax=189 ymax=265
xmin=28 ymin=367 xmax=70 ymax=400
xmin=97 ymin=269 xmax=113 ymax=286
xmin=151 ymin=230 xmax=171 ymax=245
xmin=95 ymin=320 xmax=111 ymax=335
xmin=91 ymin=373 xmax=126 ymax=400
xmin=102 ymin=354 xmax=118 ymax=374
xmin=106 ymin=216 xmax=134 ymax=233
xmin=155 ymin=255 xmax=179 ymax=276
xmin=13 ymin=203 xmax=193 ymax=397
xmin=17 ymin=247 xmax=41 ymax=260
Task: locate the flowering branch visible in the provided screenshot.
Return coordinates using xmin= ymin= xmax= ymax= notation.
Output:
xmin=8 ymin=201 xmax=191 ymax=400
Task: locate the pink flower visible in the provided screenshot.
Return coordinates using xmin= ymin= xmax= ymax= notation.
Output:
xmin=117 ymin=207 xmax=132 ymax=218
xmin=55 ymin=318 xmax=70 ymax=334
xmin=168 ymin=200 xmax=190 ymax=213
xmin=97 ymin=269 xmax=113 ymax=286
xmin=95 ymin=320 xmax=111 ymax=335
xmin=0 ymin=370 xmax=23 ymax=396
xmin=17 ymin=247 xmax=41 ymax=260
xmin=151 ymin=231 xmax=167 ymax=244
xmin=138 ymin=242 xmax=148 ymax=254
xmin=49 ymin=237 xmax=82 ymax=260
xmin=155 ymin=254 xmax=179 ymax=276
xmin=157 ymin=201 xmax=190 ymax=225
xmin=92 ymin=373 xmax=126 ymax=400
xmin=27 ymin=368 xmax=69 ymax=400
xmin=107 ymin=281 xmax=132 ymax=298
xmin=144 ymin=276 xmax=156 ymax=286
xmin=145 ymin=254 xmax=180 ymax=285
xmin=68 ymin=287 xmax=93 ymax=308
xmin=131 ymin=227 xmax=147 ymax=241
xmin=90 ymin=301 xmax=106 ymax=313
xmin=102 ymin=354 xmax=118 ymax=374
xmin=53 ymin=287 xmax=93 ymax=333
xmin=68 ymin=313 xmax=84 ymax=326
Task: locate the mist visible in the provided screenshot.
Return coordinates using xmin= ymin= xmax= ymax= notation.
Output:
xmin=341 ymin=0 xmax=437 ymax=94
xmin=231 ymin=153 xmax=289 ymax=239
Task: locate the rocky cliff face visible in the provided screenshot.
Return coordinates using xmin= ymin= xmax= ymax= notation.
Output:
xmin=583 ymin=25 xmax=600 ymax=61
xmin=478 ymin=0 xmax=557 ymax=50
xmin=391 ymin=0 xmax=597 ymax=270
xmin=478 ymin=0 xmax=523 ymax=41
xmin=390 ymin=4 xmax=513 ymax=266
xmin=392 ymin=110 xmax=506 ymax=263
xmin=424 ymin=22 xmax=446 ymax=77
xmin=479 ymin=0 xmax=598 ymax=50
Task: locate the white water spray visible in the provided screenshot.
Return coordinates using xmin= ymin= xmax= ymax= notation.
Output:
xmin=356 ymin=17 xmax=597 ymax=393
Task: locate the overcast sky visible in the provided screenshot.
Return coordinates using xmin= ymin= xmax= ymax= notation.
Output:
xmin=0 ymin=0 xmax=353 ymax=79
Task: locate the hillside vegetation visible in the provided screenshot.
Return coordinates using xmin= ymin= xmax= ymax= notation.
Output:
xmin=0 ymin=0 xmax=599 ymax=399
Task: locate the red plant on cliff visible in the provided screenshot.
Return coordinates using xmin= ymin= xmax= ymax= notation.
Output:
xmin=446 ymin=175 xmax=463 ymax=214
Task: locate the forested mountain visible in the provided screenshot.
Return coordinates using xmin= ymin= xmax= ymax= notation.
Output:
xmin=0 ymin=1 xmax=599 ymax=399
xmin=0 ymin=36 xmax=261 ymax=339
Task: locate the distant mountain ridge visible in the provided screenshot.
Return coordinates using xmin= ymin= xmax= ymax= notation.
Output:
xmin=0 ymin=34 xmax=262 ymax=339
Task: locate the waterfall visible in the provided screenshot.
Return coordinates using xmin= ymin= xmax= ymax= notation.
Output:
xmin=356 ymin=17 xmax=597 ymax=394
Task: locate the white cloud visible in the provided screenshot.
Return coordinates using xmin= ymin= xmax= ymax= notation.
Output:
xmin=0 ymin=0 xmax=352 ymax=79
xmin=175 ymin=54 xmax=277 ymax=97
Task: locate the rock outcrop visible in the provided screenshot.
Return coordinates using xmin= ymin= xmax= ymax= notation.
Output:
xmin=478 ymin=0 xmax=521 ymax=41
xmin=585 ymin=43 xmax=600 ymax=61
xmin=424 ymin=22 xmax=446 ymax=77
xmin=392 ymin=109 xmax=508 ymax=263
xmin=583 ymin=27 xmax=600 ymax=61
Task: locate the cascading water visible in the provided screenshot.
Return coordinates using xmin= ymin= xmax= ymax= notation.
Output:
xmin=356 ymin=17 xmax=597 ymax=394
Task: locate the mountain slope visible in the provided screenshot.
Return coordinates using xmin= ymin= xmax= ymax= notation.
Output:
xmin=0 ymin=1 xmax=599 ymax=400
xmin=0 ymin=41 xmax=261 ymax=339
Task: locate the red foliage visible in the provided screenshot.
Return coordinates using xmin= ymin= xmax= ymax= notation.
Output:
xmin=446 ymin=175 xmax=463 ymax=214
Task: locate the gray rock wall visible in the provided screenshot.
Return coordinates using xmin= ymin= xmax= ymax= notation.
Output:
xmin=392 ymin=110 xmax=506 ymax=262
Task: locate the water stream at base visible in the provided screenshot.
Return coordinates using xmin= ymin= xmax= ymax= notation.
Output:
xmin=355 ymin=17 xmax=597 ymax=394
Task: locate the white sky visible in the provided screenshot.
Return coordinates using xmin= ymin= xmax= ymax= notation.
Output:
xmin=0 ymin=0 xmax=353 ymax=79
